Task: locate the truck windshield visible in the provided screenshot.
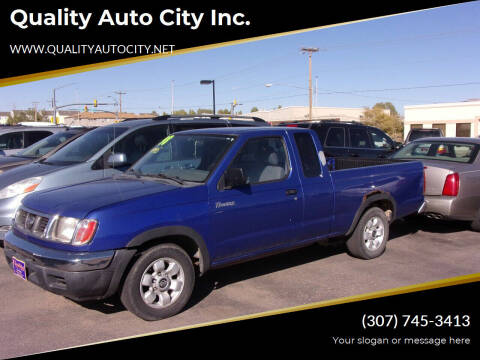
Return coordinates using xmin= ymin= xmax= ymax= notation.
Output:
xmin=15 ymin=130 xmax=80 ymax=158
xmin=131 ymin=134 xmax=236 ymax=182
xmin=43 ymin=126 xmax=128 ymax=165
xmin=392 ymin=141 xmax=479 ymax=163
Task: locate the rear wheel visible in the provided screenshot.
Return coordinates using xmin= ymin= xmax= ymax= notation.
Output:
xmin=120 ymin=243 xmax=195 ymax=321
xmin=346 ymin=207 xmax=389 ymax=259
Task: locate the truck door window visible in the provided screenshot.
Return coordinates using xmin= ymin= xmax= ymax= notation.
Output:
xmin=105 ymin=125 xmax=168 ymax=168
xmin=294 ymin=133 xmax=321 ymax=177
xmin=325 ymin=127 xmax=345 ymax=147
xmin=230 ymin=137 xmax=289 ymax=184
xmin=349 ymin=128 xmax=371 ymax=148
xmin=24 ymin=131 xmax=53 ymax=147
xmin=0 ymin=132 xmax=24 ymax=150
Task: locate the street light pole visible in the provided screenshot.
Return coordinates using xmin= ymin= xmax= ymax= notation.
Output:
xmin=52 ymin=83 xmax=76 ymax=124
xmin=301 ymin=47 xmax=319 ymax=121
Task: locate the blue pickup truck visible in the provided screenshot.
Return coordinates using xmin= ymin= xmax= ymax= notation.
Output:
xmin=4 ymin=127 xmax=424 ymax=320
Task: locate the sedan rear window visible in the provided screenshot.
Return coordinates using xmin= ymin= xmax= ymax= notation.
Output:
xmin=392 ymin=141 xmax=479 ymax=163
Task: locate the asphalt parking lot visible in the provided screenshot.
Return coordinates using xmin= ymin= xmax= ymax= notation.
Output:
xmin=0 ymin=217 xmax=479 ymax=358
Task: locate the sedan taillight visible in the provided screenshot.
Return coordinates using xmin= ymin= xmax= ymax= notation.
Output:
xmin=442 ymin=173 xmax=459 ymax=197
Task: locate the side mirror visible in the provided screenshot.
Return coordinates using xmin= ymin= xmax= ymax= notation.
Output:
xmin=224 ymin=168 xmax=247 ymax=189
xmin=107 ymin=153 xmax=127 ymax=168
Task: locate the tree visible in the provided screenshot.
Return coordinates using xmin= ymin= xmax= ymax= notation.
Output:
xmin=173 ymin=109 xmax=188 ymax=116
xmin=362 ymin=103 xmax=403 ymax=141
xmin=372 ymin=102 xmax=398 ymax=117
xmin=250 ymin=107 xmax=259 ymax=113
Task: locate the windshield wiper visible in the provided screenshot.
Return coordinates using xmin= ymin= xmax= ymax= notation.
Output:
xmin=126 ymin=168 xmax=142 ymax=179
xmin=148 ymin=173 xmax=185 ymax=185
xmin=125 ymin=169 xmax=185 ymax=185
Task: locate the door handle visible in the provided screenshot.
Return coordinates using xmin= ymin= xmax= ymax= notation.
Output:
xmin=286 ymin=189 xmax=297 ymax=196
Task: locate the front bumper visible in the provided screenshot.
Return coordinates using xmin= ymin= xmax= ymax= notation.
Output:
xmin=4 ymin=231 xmax=136 ymax=301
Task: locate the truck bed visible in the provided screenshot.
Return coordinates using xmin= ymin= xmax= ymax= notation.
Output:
xmin=329 ymin=157 xmax=408 ymax=171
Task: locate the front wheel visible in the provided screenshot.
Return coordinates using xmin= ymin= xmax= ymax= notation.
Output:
xmin=120 ymin=243 xmax=195 ymax=321
xmin=346 ymin=207 xmax=389 ymax=259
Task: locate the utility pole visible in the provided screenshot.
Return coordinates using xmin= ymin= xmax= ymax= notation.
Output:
xmin=114 ymin=91 xmax=127 ymax=113
xmin=52 ymin=89 xmax=57 ymax=124
xmin=171 ymin=80 xmax=175 ymax=114
xmin=301 ymin=47 xmax=319 ymax=121
xmin=32 ymin=102 xmax=39 ymax=122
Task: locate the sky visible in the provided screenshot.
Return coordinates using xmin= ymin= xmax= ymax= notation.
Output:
xmin=1 ymin=2 xmax=479 ymax=116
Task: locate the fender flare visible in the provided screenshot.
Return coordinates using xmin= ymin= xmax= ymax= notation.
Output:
xmin=126 ymin=226 xmax=211 ymax=274
xmin=345 ymin=192 xmax=397 ymax=236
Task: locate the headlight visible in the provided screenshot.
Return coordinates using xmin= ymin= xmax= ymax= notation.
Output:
xmin=48 ymin=216 xmax=98 ymax=246
xmin=0 ymin=177 xmax=42 ymax=200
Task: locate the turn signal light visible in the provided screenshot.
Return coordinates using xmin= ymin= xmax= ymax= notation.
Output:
xmin=442 ymin=173 xmax=459 ymax=197
xmin=72 ymin=219 xmax=98 ymax=246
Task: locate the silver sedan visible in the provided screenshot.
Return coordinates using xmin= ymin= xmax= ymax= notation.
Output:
xmin=392 ymin=137 xmax=480 ymax=231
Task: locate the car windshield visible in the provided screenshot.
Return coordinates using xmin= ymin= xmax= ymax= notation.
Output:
xmin=409 ymin=130 xmax=441 ymax=141
xmin=43 ymin=126 xmax=128 ymax=165
xmin=392 ymin=141 xmax=479 ymax=163
xmin=15 ymin=130 xmax=80 ymax=158
xmin=130 ymin=134 xmax=236 ymax=182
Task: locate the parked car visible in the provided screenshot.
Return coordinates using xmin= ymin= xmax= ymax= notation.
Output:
xmin=4 ymin=127 xmax=424 ymax=320
xmin=0 ymin=115 xmax=267 ymax=244
xmin=279 ymin=120 xmax=401 ymax=158
xmin=0 ymin=128 xmax=91 ymax=173
xmin=404 ymin=128 xmax=444 ymax=143
xmin=0 ymin=125 xmax=67 ymax=156
xmin=391 ymin=137 xmax=480 ymax=231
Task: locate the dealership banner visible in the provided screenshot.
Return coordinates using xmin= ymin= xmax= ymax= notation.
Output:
xmin=0 ymin=1 xmax=466 ymax=81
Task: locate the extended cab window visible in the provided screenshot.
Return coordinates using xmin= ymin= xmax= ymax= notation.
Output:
xmin=294 ymin=133 xmax=321 ymax=177
xmin=230 ymin=137 xmax=289 ymax=184
xmin=325 ymin=127 xmax=345 ymax=147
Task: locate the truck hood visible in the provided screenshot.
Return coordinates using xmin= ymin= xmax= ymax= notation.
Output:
xmin=0 ymin=162 xmax=69 ymax=189
xmin=22 ymin=176 xmax=187 ymax=219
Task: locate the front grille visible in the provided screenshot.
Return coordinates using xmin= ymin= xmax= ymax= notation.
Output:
xmin=14 ymin=208 xmax=50 ymax=238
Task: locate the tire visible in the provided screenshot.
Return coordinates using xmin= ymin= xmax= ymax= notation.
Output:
xmin=120 ymin=243 xmax=195 ymax=321
xmin=346 ymin=207 xmax=389 ymax=259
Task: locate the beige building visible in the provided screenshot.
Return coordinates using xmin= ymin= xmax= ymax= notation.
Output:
xmin=404 ymin=100 xmax=480 ymax=139
xmin=64 ymin=112 xmax=154 ymax=127
xmin=243 ymin=106 xmax=380 ymax=124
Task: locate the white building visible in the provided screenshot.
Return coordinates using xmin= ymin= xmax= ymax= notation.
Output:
xmin=404 ymin=100 xmax=480 ymax=139
xmin=243 ymin=106 xmax=379 ymax=124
